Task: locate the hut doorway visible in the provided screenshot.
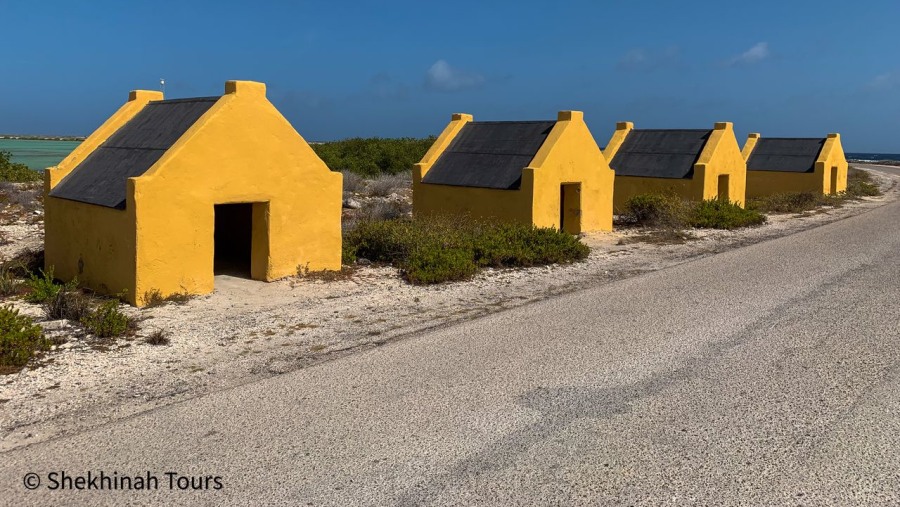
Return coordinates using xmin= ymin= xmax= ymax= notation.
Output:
xmin=717 ymin=175 xmax=730 ymax=201
xmin=830 ymin=166 xmax=838 ymax=195
xmin=214 ymin=203 xmax=254 ymax=278
xmin=560 ymin=183 xmax=582 ymax=234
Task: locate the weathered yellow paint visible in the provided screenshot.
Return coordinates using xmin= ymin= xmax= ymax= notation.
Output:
xmin=44 ymin=81 xmax=342 ymax=306
xmin=604 ymin=121 xmax=747 ymax=211
xmin=743 ymin=133 xmax=848 ymax=198
xmin=413 ymin=111 xmax=614 ymax=232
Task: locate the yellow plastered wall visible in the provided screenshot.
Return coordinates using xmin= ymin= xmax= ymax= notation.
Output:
xmin=44 ymin=90 xmax=164 ymax=299
xmin=817 ymin=133 xmax=848 ymax=195
xmin=45 ymin=81 xmax=342 ymax=306
xmin=743 ymin=133 xmax=848 ymax=198
xmin=694 ymin=122 xmax=746 ymax=206
xmin=606 ymin=121 xmax=746 ymax=211
xmin=413 ymin=111 xmax=614 ymax=232
xmin=528 ymin=111 xmax=614 ymax=231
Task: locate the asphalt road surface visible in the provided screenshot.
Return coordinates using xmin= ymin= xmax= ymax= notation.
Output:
xmin=3 ymin=166 xmax=900 ymax=506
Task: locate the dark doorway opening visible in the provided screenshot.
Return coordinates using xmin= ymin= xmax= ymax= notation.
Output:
xmin=830 ymin=166 xmax=838 ymax=195
xmin=717 ymin=174 xmax=730 ymax=201
xmin=214 ymin=203 xmax=253 ymax=277
xmin=559 ymin=183 xmax=582 ymax=234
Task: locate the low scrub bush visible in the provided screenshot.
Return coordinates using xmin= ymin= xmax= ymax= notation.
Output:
xmin=0 ymin=150 xmax=42 ymax=183
xmin=366 ymin=173 xmax=410 ymax=197
xmin=45 ymin=287 xmax=93 ymax=321
xmin=621 ymin=194 xmax=766 ymax=231
xmin=689 ymin=199 xmax=766 ymax=229
xmin=341 ymin=170 xmax=366 ymax=194
xmin=344 ymin=216 xmax=589 ymax=284
xmin=143 ymin=289 xmax=193 ymax=308
xmin=81 ymin=300 xmax=134 ymax=338
xmin=0 ymin=305 xmax=47 ymax=373
xmin=620 ymin=193 xmax=692 ymax=228
xmin=748 ymin=192 xmax=824 ymax=214
xmin=845 ymin=167 xmax=881 ymax=198
xmin=145 ymin=329 xmax=171 ymax=346
xmin=25 ymin=267 xmax=74 ymax=304
xmin=0 ymin=263 xmax=21 ymax=296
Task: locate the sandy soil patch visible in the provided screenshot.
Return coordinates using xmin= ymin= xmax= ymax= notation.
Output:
xmin=1 ymin=171 xmax=897 ymax=452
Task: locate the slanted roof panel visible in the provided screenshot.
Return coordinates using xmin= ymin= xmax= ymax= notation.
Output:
xmin=747 ymin=138 xmax=825 ymax=173
xmin=610 ymin=129 xmax=712 ymax=179
xmin=49 ymin=97 xmax=218 ymax=209
xmin=421 ymin=121 xmax=555 ymax=190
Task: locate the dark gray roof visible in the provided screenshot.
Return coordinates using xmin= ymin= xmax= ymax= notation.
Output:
xmin=421 ymin=121 xmax=555 ymax=189
xmin=610 ymin=129 xmax=712 ymax=179
xmin=50 ymin=97 xmax=219 ymax=209
xmin=746 ymin=137 xmax=825 ymax=173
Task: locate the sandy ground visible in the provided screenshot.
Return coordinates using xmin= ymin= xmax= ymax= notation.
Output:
xmin=1 ymin=170 xmax=898 ymax=453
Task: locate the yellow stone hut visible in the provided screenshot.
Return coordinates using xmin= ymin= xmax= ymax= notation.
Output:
xmin=413 ymin=111 xmax=615 ymax=233
xmin=44 ymin=80 xmax=342 ymax=306
xmin=603 ymin=121 xmax=747 ymax=211
xmin=741 ymin=133 xmax=848 ymax=198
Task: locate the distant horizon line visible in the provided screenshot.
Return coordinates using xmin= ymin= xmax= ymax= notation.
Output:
xmin=0 ymin=134 xmax=897 ymax=155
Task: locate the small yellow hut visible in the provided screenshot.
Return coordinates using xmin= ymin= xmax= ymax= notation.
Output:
xmin=603 ymin=121 xmax=747 ymax=211
xmin=741 ymin=133 xmax=848 ymax=198
xmin=44 ymin=80 xmax=342 ymax=306
xmin=413 ymin=111 xmax=615 ymax=233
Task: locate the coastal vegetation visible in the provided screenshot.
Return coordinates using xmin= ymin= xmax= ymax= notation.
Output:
xmin=311 ymin=137 xmax=435 ymax=177
xmin=0 ymin=150 xmax=42 ymax=182
xmin=0 ymin=305 xmax=47 ymax=374
xmin=620 ymin=194 xmax=766 ymax=230
xmin=342 ymin=215 xmax=590 ymax=284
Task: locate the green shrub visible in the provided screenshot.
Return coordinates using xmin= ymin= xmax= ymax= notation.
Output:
xmin=404 ymin=247 xmax=477 ymax=284
xmin=25 ymin=267 xmax=74 ymax=303
xmin=344 ymin=216 xmax=589 ymax=284
xmin=312 ymin=137 xmax=435 ymax=177
xmin=621 ymin=193 xmax=691 ymax=228
xmin=0 ymin=151 xmax=42 ymax=183
xmin=845 ymin=168 xmax=881 ymax=198
xmin=690 ymin=199 xmax=767 ymax=229
xmin=81 ymin=300 xmax=133 ymax=338
xmin=0 ymin=305 xmax=47 ymax=373
xmin=44 ymin=287 xmax=93 ymax=321
xmin=747 ymin=191 xmax=825 ymax=214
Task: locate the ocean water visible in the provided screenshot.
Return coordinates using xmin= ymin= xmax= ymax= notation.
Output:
xmin=845 ymin=153 xmax=900 ymax=162
xmin=0 ymin=138 xmax=82 ymax=170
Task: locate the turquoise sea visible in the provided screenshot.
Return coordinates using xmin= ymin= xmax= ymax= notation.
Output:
xmin=0 ymin=138 xmax=82 ymax=170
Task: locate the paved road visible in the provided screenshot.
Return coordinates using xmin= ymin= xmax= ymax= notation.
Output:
xmin=3 ymin=168 xmax=900 ymax=506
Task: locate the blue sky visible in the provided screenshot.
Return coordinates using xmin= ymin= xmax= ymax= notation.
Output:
xmin=1 ymin=0 xmax=898 ymax=151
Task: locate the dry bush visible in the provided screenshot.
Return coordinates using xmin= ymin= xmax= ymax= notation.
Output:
xmin=342 ymin=171 xmax=367 ymax=194
xmin=366 ymin=173 xmax=410 ymax=197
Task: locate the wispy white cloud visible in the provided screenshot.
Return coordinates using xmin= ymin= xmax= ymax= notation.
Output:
xmin=616 ymin=46 xmax=682 ymax=72
xmin=424 ymin=60 xmax=485 ymax=92
xmin=868 ymin=71 xmax=900 ymax=91
xmin=727 ymin=42 xmax=770 ymax=66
